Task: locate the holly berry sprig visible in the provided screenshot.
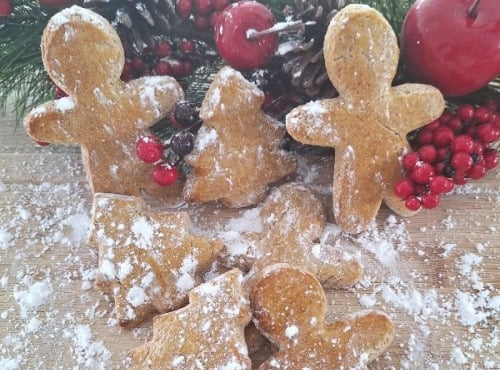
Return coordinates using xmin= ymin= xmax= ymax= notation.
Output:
xmin=135 ymin=101 xmax=201 ymax=186
xmin=395 ymin=100 xmax=499 ymax=211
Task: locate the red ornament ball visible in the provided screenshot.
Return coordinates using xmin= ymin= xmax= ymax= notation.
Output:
xmin=214 ymin=1 xmax=278 ymax=70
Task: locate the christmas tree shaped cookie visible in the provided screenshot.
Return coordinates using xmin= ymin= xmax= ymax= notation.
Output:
xmin=24 ymin=6 xmax=184 ymax=200
xmin=251 ymin=264 xmax=395 ymax=369
xmin=129 ymin=269 xmax=252 ymax=370
xmin=88 ymin=193 xmax=223 ymax=327
xmin=183 ymin=66 xmax=296 ymax=208
xmin=286 ymin=4 xmax=445 ymax=233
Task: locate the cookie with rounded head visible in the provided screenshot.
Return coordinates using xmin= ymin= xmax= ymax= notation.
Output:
xmin=24 ymin=6 xmax=184 ymax=200
xmin=183 ymin=66 xmax=296 ymax=208
xmin=251 ymin=263 xmax=395 ymax=370
xmin=129 ymin=269 xmax=252 ymax=370
xmin=88 ymin=193 xmax=223 ymax=327
xmin=242 ymin=182 xmax=363 ymax=290
xmin=286 ymin=4 xmax=445 ymax=233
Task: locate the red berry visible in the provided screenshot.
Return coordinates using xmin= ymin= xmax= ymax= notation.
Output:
xmin=131 ymin=57 xmax=145 ymax=71
xmin=151 ymin=163 xmax=179 ymax=186
xmin=179 ymin=39 xmax=196 ymax=54
xmin=450 ymin=151 xmax=473 ymax=172
xmin=35 ymin=140 xmax=51 ymax=147
xmin=434 ymin=161 xmax=446 ymax=175
xmin=0 ymin=0 xmax=13 ymax=16
xmin=193 ymin=0 xmax=213 ymax=14
xmin=454 ymin=176 xmax=468 ymax=185
xmin=425 ymin=119 xmax=441 ymax=131
xmin=136 ymin=136 xmax=164 ymax=163
xmin=55 ymin=85 xmax=68 ymax=98
xmin=429 ymin=175 xmax=453 ymax=194
xmin=476 ymin=123 xmax=499 ymax=144
xmin=468 ymin=164 xmax=487 ymax=180
xmin=433 ymin=126 xmax=454 ymax=147
xmin=456 ymin=104 xmax=475 ymax=122
xmin=169 ymin=60 xmax=184 ymax=77
xmin=417 ymin=127 xmax=434 ymax=145
xmin=450 ymin=134 xmax=474 ymax=153
xmin=176 ymin=0 xmax=192 ymax=18
xmin=474 ymin=107 xmax=490 ymax=123
xmin=405 ymin=196 xmax=421 ymax=211
xmin=193 ymin=14 xmax=209 ymax=29
xmin=214 ymin=0 xmax=230 ymax=10
xmin=483 ymin=149 xmax=498 ymax=169
xmin=402 ymin=152 xmax=419 ymax=170
xmin=439 ymin=109 xmax=454 ymax=124
xmin=436 ymin=147 xmax=450 ymax=161
xmin=155 ymin=60 xmax=172 ymax=76
xmin=417 ymin=144 xmax=437 ymax=163
xmin=394 ymin=179 xmax=415 ymax=198
xmin=154 ymin=40 xmax=172 ymax=57
xmin=182 ymin=61 xmax=193 ymax=76
xmin=471 ymin=141 xmax=484 ymax=156
xmin=446 ymin=117 xmax=462 ymax=132
xmin=121 ymin=62 xmax=134 ymax=81
xmin=214 ymin=1 xmax=278 ymax=70
xmin=411 ymin=162 xmax=435 ymax=184
xmin=421 ymin=193 xmax=440 ymax=209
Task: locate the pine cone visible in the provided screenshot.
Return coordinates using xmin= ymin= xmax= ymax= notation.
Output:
xmin=80 ymin=0 xmax=177 ymax=54
xmin=278 ymin=0 xmax=351 ymax=100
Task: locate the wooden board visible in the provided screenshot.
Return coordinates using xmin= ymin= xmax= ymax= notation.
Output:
xmin=0 ymin=109 xmax=498 ymax=370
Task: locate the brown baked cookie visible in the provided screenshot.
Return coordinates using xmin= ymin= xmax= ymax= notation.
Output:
xmin=241 ymin=182 xmax=363 ymax=290
xmin=24 ymin=6 xmax=184 ymax=200
xmin=286 ymin=4 xmax=445 ymax=234
xmin=183 ymin=66 xmax=296 ymax=208
xmin=128 ymin=269 xmax=252 ymax=370
xmin=88 ymin=193 xmax=223 ymax=327
xmin=251 ymin=263 xmax=395 ymax=369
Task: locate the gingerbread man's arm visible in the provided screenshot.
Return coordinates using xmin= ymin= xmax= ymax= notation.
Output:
xmin=286 ymin=99 xmax=347 ymax=147
xmin=125 ymin=76 xmax=184 ymax=130
xmin=388 ymin=84 xmax=444 ymax=137
xmin=23 ymin=97 xmax=80 ymax=144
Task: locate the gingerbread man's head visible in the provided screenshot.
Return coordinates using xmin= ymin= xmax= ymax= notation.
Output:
xmin=324 ymin=4 xmax=399 ymax=102
xmin=42 ymin=5 xmax=124 ymax=98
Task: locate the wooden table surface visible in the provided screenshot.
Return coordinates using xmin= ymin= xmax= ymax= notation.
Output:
xmin=0 ymin=107 xmax=498 ymax=370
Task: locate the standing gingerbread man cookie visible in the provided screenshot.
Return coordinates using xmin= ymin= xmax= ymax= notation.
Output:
xmin=286 ymin=4 xmax=445 ymax=234
xmin=24 ymin=6 xmax=184 ymax=200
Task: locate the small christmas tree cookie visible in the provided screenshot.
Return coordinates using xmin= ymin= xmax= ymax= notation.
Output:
xmin=183 ymin=66 xmax=297 ymax=208
xmin=286 ymin=4 xmax=445 ymax=233
xmin=129 ymin=269 xmax=252 ymax=370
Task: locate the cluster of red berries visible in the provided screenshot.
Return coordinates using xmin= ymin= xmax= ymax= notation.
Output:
xmin=395 ymin=100 xmax=499 ymax=211
xmin=176 ymin=0 xmax=234 ymax=29
xmin=135 ymin=101 xmax=200 ymax=186
xmin=121 ymin=38 xmax=196 ymax=82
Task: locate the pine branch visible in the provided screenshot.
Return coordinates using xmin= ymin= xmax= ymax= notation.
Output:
xmin=0 ymin=1 xmax=56 ymax=121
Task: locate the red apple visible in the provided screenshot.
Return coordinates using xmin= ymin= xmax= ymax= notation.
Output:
xmin=401 ymin=0 xmax=500 ymax=97
xmin=0 ymin=0 xmax=13 ymax=16
xmin=214 ymin=1 xmax=278 ymax=71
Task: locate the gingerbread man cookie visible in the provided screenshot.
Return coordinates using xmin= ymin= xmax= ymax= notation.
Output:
xmin=238 ymin=182 xmax=363 ymax=289
xmin=251 ymin=263 xmax=395 ymax=369
xmin=88 ymin=193 xmax=223 ymax=327
xmin=24 ymin=6 xmax=184 ymax=199
xmin=183 ymin=66 xmax=297 ymax=208
xmin=129 ymin=269 xmax=252 ymax=370
xmin=286 ymin=4 xmax=445 ymax=233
